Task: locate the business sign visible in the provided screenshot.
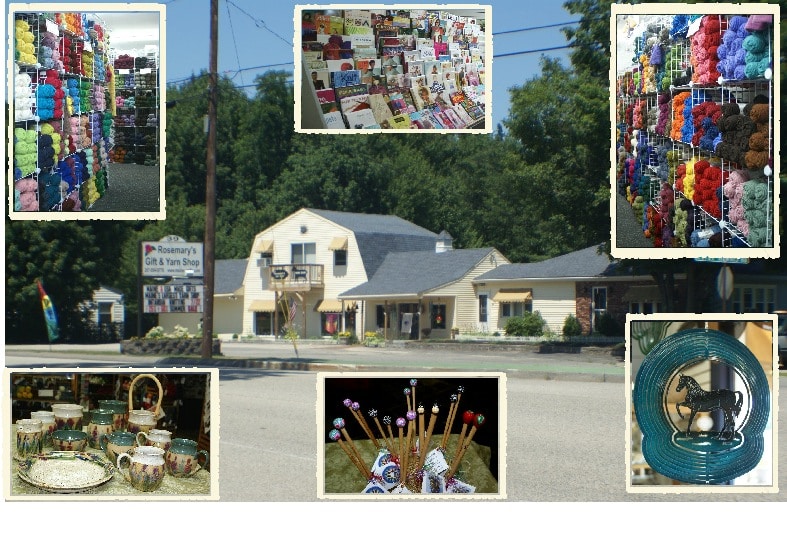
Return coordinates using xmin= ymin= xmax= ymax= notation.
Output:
xmin=143 ymin=284 xmax=204 ymax=313
xmin=141 ymin=241 xmax=204 ymax=277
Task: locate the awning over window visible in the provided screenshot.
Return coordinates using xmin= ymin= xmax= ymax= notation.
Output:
xmin=622 ymin=285 xmax=660 ymax=302
xmin=492 ymin=289 xmax=532 ymax=302
xmin=328 ymin=236 xmax=348 ymax=250
xmin=253 ymin=239 xmax=273 ymax=253
xmin=248 ymin=299 xmax=276 ymax=312
xmin=316 ymin=299 xmax=356 ymax=312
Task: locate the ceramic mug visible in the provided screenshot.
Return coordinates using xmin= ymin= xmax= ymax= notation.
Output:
xmin=137 ymin=428 xmax=172 ymax=452
xmin=117 ymin=446 xmax=166 ymax=492
xmin=127 ymin=409 xmax=157 ymax=434
xmin=16 ymin=418 xmax=43 ymax=459
xmin=51 ymin=429 xmax=88 ymax=451
xmin=51 ymin=403 xmax=83 ymax=431
xmin=87 ymin=409 xmax=115 ymax=449
xmin=165 ymin=438 xmax=209 ymax=478
xmin=99 ymin=399 xmax=128 ymax=430
xmin=100 ymin=430 xmax=137 ymax=466
xmin=30 ymin=410 xmax=56 ymax=448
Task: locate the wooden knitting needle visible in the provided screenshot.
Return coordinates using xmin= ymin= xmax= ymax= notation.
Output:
xmin=447 ymin=413 xmax=485 ymax=480
xmin=419 ymin=403 xmax=439 ymax=469
xmin=453 ymin=410 xmax=475 ymax=461
xmin=329 ymin=429 xmax=369 ymax=480
xmin=441 ymin=393 xmax=458 ymax=449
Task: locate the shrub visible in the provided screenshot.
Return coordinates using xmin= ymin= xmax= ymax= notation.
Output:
xmin=144 ymin=326 xmax=165 ymax=339
xmin=562 ymin=314 xmax=583 ymax=337
xmin=504 ymin=311 xmax=545 ymax=337
xmin=595 ymin=312 xmax=624 ymax=337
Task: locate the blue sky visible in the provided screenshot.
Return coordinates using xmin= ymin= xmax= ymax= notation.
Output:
xmin=7 ymin=1 xmax=577 ymax=129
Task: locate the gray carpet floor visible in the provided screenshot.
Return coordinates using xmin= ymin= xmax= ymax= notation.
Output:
xmin=615 ymin=192 xmax=654 ymax=248
xmin=88 ymin=163 xmax=161 ymax=213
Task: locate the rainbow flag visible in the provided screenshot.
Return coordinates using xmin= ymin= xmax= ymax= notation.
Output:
xmin=37 ymin=280 xmax=60 ymax=342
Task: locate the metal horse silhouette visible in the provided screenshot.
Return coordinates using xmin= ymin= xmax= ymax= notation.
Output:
xmin=675 ymin=374 xmax=743 ymax=440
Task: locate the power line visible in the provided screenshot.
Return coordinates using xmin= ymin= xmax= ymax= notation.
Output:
xmin=493 ymin=14 xmax=607 ymax=35
xmin=493 ymin=19 xmax=580 ymax=35
xmin=494 ymin=44 xmax=574 ymax=58
xmin=225 ymin=0 xmax=292 ymax=48
xmin=167 ymin=62 xmax=292 ymax=86
xmin=225 ymin=0 xmax=245 ymax=85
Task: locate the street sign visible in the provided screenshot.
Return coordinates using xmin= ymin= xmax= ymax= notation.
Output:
xmin=143 ymin=284 xmax=204 ymax=313
xmin=716 ymin=266 xmax=734 ymax=300
xmin=141 ymin=241 xmax=204 ymax=277
xmin=696 ymin=257 xmax=749 ymax=264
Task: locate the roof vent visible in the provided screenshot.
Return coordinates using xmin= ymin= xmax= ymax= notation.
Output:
xmin=436 ymin=230 xmax=453 ymax=253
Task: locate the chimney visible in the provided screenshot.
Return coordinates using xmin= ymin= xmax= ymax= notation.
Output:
xmin=436 ymin=230 xmax=454 ymax=253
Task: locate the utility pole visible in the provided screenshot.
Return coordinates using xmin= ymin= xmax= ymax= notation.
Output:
xmin=202 ymin=0 xmax=218 ymax=358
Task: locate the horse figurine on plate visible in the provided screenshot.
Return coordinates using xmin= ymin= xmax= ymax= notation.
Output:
xmin=675 ymin=374 xmax=743 ymax=440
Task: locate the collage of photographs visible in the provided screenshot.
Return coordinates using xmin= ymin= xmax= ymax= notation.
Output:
xmin=2 ymin=0 xmax=784 ymax=533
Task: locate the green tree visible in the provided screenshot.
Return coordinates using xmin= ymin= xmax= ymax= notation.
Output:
xmin=503 ymin=58 xmax=610 ymax=259
xmin=165 ymin=73 xmax=250 ymax=205
xmin=5 ymin=220 xmax=129 ymax=342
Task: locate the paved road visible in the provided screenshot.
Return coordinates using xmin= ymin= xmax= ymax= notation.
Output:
xmin=4 ymin=340 xmax=626 ymax=382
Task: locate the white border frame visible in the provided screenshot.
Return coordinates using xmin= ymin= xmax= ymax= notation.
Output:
xmin=625 ymin=313 xmax=779 ymax=494
xmin=294 ymin=4 xmax=492 ymax=134
xmin=316 ymin=370 xmax=506 ymax=499
xmin=3 ymin=367 xmax=220 ymax=500
xmin=6 ymin=2 xmax=167 ymax=220
xmin=609 ymin=3 xmax=780 ymax=259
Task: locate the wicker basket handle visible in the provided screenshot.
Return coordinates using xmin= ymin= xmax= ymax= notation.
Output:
xmin=128 ymin=373 xmax=163 ymax=417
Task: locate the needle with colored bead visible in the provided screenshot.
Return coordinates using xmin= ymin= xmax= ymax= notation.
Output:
xmin=329 ymin=429 xmax=369 ymax=480
xmin=441 ymin=393 xmax=458 ymax=449
xmin=404 ymin=387 xmax=412 ymax=413
xmin=454 ymin=410 xmax=475 ymax=461
xmin=344 ymin=399 xmax=377 ymax=448
xmin=353 ymin=401 xmax=379 ymax=448
xmin=333 ymin=417 xmax=367 ymax=475
xmin=410 ymin=379 xmax=418 ymax=437
xmin=417 ymin=403 xmax=425 ymax=457
xmin=402 ymin=410 xmax=416 ymax=483
xmin=396 ymin=417 xmax=406 ymax=460
xmin=446 ymin=413 xmax=485 ymax=480
xmin=419 ymin=403 xmax=439 ymax=469
xmin=370 ymin=409 xmax=392 ymax=454
xmin=383 ymin=415 xmax=396 ymax=457
xmin=447 ymin=385 xmax=465 ymax=449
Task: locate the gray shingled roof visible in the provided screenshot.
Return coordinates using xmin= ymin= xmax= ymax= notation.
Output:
xmin=475 ymin=244 xmax=617 ymax=280
xmin=340 ymin=248 xmax=495 ymax=298
xmin=310 ymin=209 xmax=439 ymax=279
xmin=214 ymin=259 xmax=248 ymax=294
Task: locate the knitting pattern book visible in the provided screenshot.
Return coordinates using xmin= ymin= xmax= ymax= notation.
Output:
xmin=297 ymin=5 xmax=490 ymax=133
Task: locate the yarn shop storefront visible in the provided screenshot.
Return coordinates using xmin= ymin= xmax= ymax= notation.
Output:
xmin=10 ymin=8 xmax=162 ymax=214
xmin=612 ymin=7 xmax=778 ymax=255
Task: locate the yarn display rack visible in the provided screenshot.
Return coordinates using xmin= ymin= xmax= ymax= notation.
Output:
xmin=328 ymin=379 xmax=487 ymax=494
xmin=615 ymin=12 xmax=775 ymax=249
xmin=11 ymin=11 xmax=115 ymax=212
xmin=110 ymin=60 xmax=159 ymax=166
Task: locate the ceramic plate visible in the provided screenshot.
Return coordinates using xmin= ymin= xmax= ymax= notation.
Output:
xmin=17 ymin=451 xmax=115 ymax=493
